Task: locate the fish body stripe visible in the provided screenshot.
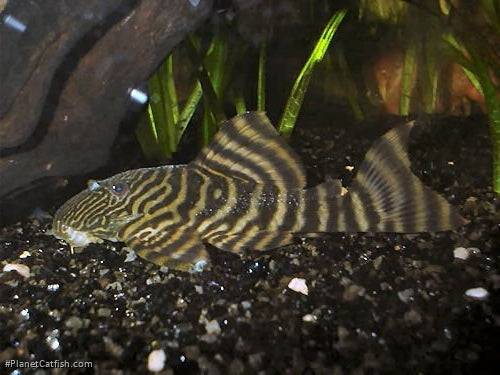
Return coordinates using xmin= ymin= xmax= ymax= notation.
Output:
xmin=201 ymin=180 xmax=253 ymax=239
xmin=204 ymin=183 xmax=264 ymax=240
xmin=196 ymin=175 xmax=239 ymax=234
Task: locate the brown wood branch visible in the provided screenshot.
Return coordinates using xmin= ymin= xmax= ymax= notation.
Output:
xmin=0 ymin=0 xmax=212 ymax=199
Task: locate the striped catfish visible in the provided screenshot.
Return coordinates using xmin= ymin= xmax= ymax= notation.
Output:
xmin=51 ymin=112 xmax=467 ymax=271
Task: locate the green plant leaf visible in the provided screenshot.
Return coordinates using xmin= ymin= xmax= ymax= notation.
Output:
xmin=399 ymin=43 xmax=417 ymax=116
xmin=278 ymin=9 xmax=347 ymax=137
xmin=444 ymin=33 xmax=500 ymax=193
xmin=177 ymin=81 xmax=203 ymax=140
xmin=257 ymin=42 xmax=266 ymax=112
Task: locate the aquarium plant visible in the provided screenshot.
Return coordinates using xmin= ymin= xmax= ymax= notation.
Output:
xmin=136 ymin=7 xmax=347 ymax=159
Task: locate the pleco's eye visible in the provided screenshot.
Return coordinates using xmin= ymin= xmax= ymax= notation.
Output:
xmin=111 ymin=182 xmax=128 ymax=196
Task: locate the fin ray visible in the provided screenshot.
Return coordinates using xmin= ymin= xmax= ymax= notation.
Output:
xmin=190 ymin=112 xmax=307 ymax=189
xmin=344 ymin=121 xmax=467 ymax=232
xmin=122 ymin=225 xmax=210 ymax=271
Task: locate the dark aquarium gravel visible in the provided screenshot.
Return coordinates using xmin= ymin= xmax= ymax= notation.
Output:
xmin=1 ymin=115 xmax=498 ymax=374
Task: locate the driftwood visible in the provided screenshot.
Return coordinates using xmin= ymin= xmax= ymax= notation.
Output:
xmin=0 ymin=0 xmax=212 ymax=201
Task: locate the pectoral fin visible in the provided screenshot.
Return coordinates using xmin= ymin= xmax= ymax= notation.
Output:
xmin=124 ymin=227 xmax=210 ymax=272
xmin=207 ymin=230 xmax=295 ymax=253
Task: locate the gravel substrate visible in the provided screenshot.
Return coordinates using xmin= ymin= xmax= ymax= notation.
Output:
xmin=0 ymin=115 xmax=498 ymax=374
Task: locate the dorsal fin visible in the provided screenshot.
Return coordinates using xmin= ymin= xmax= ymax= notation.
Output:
xmin=190 ymin=112 xmax=307 ymax=189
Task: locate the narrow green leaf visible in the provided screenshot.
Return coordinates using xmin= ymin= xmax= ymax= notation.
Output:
xmin=201 ymin=105 xmax=217 ymax=147
xmin=186 ymin=35 xmax=226 ymax=124
xmin=233 ymin=91 xmax=247 ymax=114
xmin=177 ymin=81 xmax=202 ymax=140
xmin=461 ymin=66 xmax=484 ymax=96
xmin=161 ymin=55 xmax=179 ymax=154
xmin=165 ymin=55 xmax=179 ymax=125
xmin=148 ymin=73 xmax=172 ymax=157
xmin=146 ymin=103 xmax=159 ymax=142
xmin=278 ymin=9 xmax=347 ymax=137
xmin=423 ymin=43 xmax=439 ymax=113
xmin=257 ymin=42 xmax=266 ymax=111
xmin=399 ymin=43 xmax=417 ymax=115
xmin=136 ymin=113 xmax=161 ymax=160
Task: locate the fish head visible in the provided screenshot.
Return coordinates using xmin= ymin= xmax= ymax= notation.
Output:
xmin=51 ymin=170 xmax=144 ymax=249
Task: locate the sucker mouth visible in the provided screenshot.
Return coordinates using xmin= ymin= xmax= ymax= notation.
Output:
xmin=53 ymin=224 xmax=102 ymax=250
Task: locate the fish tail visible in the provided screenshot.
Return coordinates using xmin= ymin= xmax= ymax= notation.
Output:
xmin=341 ymin=121 xmax=467 ymax=232
xmin=308 ymin=122 xmax=468 ymax=233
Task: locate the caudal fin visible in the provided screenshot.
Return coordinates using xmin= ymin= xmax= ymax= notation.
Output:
xmin=340 ymin=121 xmax=468 ymax=233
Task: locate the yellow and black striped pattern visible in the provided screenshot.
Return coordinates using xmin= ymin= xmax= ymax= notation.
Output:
xmin=52 ymin=112 xmax=467 ymax=271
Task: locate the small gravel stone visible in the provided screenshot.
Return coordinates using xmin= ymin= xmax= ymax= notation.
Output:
xmin=404 ymin=309 xmax=422 ymax=325
xmin=3 ymin=263 xmax=30 ymax=278
xmin=302 ymin=314 xmax=317 ymax=322
xmin=343 ymin=284 xmax=366 ymax=301
xmin=465 ymin=287 xmax=489 ymax=300
xmin=97 ymin=307 xmax=112 ymax=317
xmin=205 ymin=320 xmax=221 ymax=335
xmin=248 ymin=352 xmax=264 ymax=369
xmin=65 ymin=316 xmax=83 ymax=330
xmin=20 ymin=308 xmax=30 ymax=320
xmin=229 ymin=358 xmax=245 ymax=374
xmin=147 ymin=349 xmax=166 ymax=372
xmin=288 ymin=278 xmax=309 ymax=295
xmin=453 ymin=247 xmax=470 ymax=260
xmin=47 ymin=283 xmax=60 ymax=292
xmin=195 ymin=285 xmax=204 ymax=294
xmin=398 ymin=289 xmax=414 ymax=303
xmin=45 ymin=330 xmax=60 ymax=351
xmin=373 ymin=256 xmax=384 ymax=270
xmin=106 ymin=281 xmax=122 ymax=291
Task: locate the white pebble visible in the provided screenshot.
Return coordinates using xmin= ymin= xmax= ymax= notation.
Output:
xmin=288 ymin=278 xmax=309 ymax=295
xmin=47 ymin=284 xmax=60 ymax=292
xmin=19 ymin=251 xmax=31 ymax=259
xmin=195 ymin=285 xmax=204 ymax=294
xmin=205 ymin=319 xmax=221 ymax=335
xmin=3 ymin=263 xmax=30 ymax=278
xmin=465 ymin=287 xmax=489 ymax=300
xmin=453 ymin=247 xmax=470 ymax=260
xmin=302 ymin=314 xmax=317 ymax=322
xmin=147 ymin=349 xmax=166 ymax=372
